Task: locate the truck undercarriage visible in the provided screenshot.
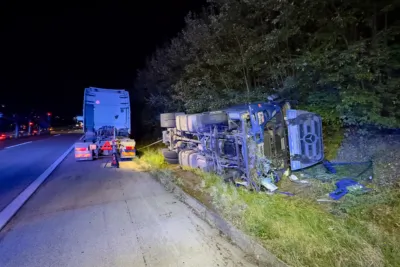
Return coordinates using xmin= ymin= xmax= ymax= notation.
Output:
xmin=160 ymin=100 xmax=324 ymax=192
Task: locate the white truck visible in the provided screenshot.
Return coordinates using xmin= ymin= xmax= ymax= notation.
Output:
xmin=74 ymin=87 xmax=136 ymax=161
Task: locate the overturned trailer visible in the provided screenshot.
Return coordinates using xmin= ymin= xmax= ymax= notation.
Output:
xmin=160 ymin=96 xmax=324 ymax=191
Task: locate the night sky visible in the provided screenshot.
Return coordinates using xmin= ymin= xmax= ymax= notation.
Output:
xmin=0 ymin=2 xmax=205 ymax=119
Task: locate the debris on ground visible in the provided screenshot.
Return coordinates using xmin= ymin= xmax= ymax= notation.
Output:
xmin=289 ymin=173 xmax=310 ymax=184
xmin=328 ymin=178 xmax=370 ymax=200
xmin=261 ymin=177 xmax=278 ymax=192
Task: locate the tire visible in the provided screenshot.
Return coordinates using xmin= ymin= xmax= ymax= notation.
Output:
xmin=162 ymin=148 xmax=178 ymax=159
xmin=160 ymin=113 xmax=175 ymax=120
xmin=165 ymin=157 xmax=179 ymax=164
xmin=160 ymin=113 xmax=176 ymax=128
xmin=161 ymin=119 xmax=176 ymax=128
xmin=160 ymin=112 xmax=184 ymax=128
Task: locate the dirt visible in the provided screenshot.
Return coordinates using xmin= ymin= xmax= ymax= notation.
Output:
xmin=171 ymin=167 xmax=216 ymax=212
xmin=335 ymin=132 xmax=400 ymax=187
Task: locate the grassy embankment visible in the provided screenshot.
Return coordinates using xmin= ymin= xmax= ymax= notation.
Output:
xmin=137 ymin=134 xmax=400 ymax=267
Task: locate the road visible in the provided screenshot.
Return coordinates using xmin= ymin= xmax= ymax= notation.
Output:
xmin=0 ymin=129 xmax=82 ymax=150
xmin=0 ymin=133 xmax=81 ymax=211
xmin=0 ymin=134 xmax=53 ymax=151
xmin=0 ymin=141 xmax=257 ymax=266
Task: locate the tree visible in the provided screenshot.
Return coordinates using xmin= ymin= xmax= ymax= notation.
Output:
xmin=135 ymin=0 xmax=400 ymax=135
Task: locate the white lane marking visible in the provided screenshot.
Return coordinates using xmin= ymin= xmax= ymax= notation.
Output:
xmin=0 ymin=135 xmax=84 ymax=231
xmin=53 ymin=134 xmax=61 ymax=137
xmin=5 ymin=141 xmax=32 ymax=149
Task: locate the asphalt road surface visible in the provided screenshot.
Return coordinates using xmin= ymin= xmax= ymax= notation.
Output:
xmin=0 ymin=153 xmax=257 ymax=267
xmin=0 ymin=134 xmax=53 ymax=151
xmin=0 ymin=133 xmax=82 ymax=211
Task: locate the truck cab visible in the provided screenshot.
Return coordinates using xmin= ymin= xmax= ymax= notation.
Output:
xmin=230 ymin=101 xmax=324 ymax=171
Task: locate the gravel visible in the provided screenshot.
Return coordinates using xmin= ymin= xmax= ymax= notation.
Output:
xmin=334 ymin=132 xmax=400 ymax=187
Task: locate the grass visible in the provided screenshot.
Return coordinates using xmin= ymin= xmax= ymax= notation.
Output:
xmin=199 ymin=170 xmax=400 ymax=267
xmin=139 ymin=147 xmax=167 ymax=169
xmin=137 ymin=144 xmax=400 ymax=267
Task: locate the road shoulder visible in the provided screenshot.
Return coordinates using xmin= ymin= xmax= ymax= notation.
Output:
xmin=138 ymin=162 xmax=288 ymax=267
xmin=0 ymin=154 xmax=258 ymax=267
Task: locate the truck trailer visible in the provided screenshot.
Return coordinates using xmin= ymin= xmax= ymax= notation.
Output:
xmin=160 ymin=95 xmax=324 ymax=191
xmin=74 ymin=87 xmax=136 ymax=161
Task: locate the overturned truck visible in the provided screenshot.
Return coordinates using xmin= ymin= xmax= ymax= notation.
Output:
xmin=160 ymin=96 xmax=324 ymax=191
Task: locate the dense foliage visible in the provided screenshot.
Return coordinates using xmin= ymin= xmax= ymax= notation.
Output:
xmin=136 ymin=2 xmax=400 ymax=265
xmin=135 ymin=0 xmax=400 ymax=133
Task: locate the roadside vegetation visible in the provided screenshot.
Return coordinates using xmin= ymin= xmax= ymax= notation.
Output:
xmin=138 ymin=146 xmax=400 ymax=267
xmin=134 ymin=0 xmax=400 ymax=266
xmin=135 ymin=0 xmax=400 ymax=134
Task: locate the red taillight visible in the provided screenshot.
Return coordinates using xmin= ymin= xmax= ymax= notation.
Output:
xmin=75 ymin=147 xmax=87 ymax=151
xmin=125 ymin=146 xmax=133 ymax=150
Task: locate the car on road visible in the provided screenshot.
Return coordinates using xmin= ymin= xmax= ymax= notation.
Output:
xmin=0 ymin=127 xmax=51 ymax=141
xmin=0 ymin=131 xmax=15 ymax=141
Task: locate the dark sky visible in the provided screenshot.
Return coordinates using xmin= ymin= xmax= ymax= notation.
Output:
xmin=0 ymin=2 xmax=205 ymax=118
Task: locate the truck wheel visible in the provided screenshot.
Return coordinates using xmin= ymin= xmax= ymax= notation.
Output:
xmin=165 ymin=158 xmax=179 ymax=164
xmin=161 ymin=148 xmax=178 ymax=159
xmin=160 ymin=112 xmax=184 ymax=128
xmin=160 ymin=113 xmax=176 ymax=128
